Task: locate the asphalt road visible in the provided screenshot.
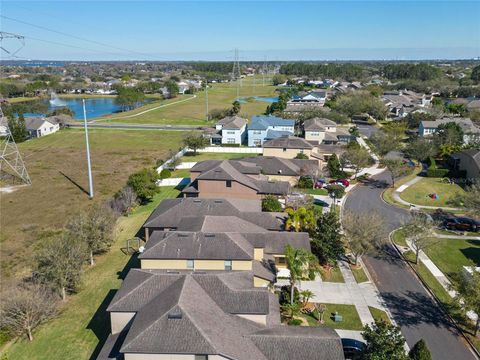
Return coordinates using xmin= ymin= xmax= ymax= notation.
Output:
xmin=344 ymin=171 xmax=477 ymax=360
xmin=356 ymin=124 xmax=379 ymax=138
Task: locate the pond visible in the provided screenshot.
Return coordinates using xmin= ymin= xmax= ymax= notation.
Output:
xmin=236 ymin=96 xmax=278 ymax=104
xmin=27 ymin=97 xmax=151 ymax=120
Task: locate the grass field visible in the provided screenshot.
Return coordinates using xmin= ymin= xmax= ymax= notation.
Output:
xmin=96 ymin=77 xmax=277 ymax=125
xmin=400 ymin=177 xmax=465 ymax=208
xmin=0 ymin=128 xmax=183 ymax=278
xmin=299 ymin=304 xmax=363 ymax=330
xmin=300 ymin=188 xmax=329 ymax=196
xmin=3 ymin=187 xmax=181 ymax=360
xmin=368 ymin=306 xmax=391 ymax=325
xmin=181 ymin=152 xmax=254 ymax=162
xmin=350 ymin=264 xmax=369 ymax=283
xmin=423 ymin=238 xmax=480 ymax=283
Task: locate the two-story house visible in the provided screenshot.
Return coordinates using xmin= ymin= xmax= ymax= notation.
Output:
xmin=212 ymin=115 xmax=248 ymax=145
xmin=247 ymin=115 xmax=294 ymax=147
xmin=419 ymin=117 xmax=480 ymax=144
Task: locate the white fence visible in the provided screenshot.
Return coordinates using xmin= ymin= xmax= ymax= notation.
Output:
xmin=157 ymin=177 xmax=191 ymax=187
xmin=197 ymin=147 xmax=263 ymax=154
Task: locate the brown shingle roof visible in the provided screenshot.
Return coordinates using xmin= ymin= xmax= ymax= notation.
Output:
xmin=263 ymin=135 xmax=314 ymax=149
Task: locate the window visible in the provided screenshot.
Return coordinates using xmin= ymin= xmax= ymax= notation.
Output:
xmin=227 ymin=138 xmax=235 ymax=144
xmin=186 ymin=259 xmax=194 ymax=270
xmin=310 ymin=132 xmax=320 ymax=136
xmin=283 ymin=148 xmax=287 ymax=152
xmin=195 ymin=356 xmax=208 ymax=360
xmin=226 ymin=180 xmax=232 ymax=188
xmin=253 ymin=139 xmax=261 ymax=146
xmin=253 ymin=130 xmax=261 ymax=135
xmin=224 ymin=260 xmax=232 ymax=271
xmin=277 ymin=257 xmax=286 ymax=265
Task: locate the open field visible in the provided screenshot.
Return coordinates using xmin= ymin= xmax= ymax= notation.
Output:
xmin=0 ymin=129 xmax=183 ymax=278
xmin=400 ymin=177 xmax=465 ymax=208
xmin=3 ymin=187 xmax=181 ymax=360
xmin=181 ymin=152 xmax=254 ymax=162
xmin=96 ymin=77 xmax=277 ymax=125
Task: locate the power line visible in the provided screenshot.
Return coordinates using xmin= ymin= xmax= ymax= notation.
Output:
xmin=1 ymin=15 xmax=161 ymax=60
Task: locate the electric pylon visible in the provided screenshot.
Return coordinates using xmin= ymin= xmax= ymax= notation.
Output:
xmin=0 ymin=103 xmax=32 ymax=185
xmin=232 ymin=48 xmax=242 ymax=98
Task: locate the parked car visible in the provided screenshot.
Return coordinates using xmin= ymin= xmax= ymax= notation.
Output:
xmin=329 ymin=178 xmax=350 ymax=187
xmin=314 ymin=179 xmax=326 ymax=189
xmin=443 ymin=217 xmax=480 ymax=232
xmin=341 ymin=338 xmax=365 ymax=360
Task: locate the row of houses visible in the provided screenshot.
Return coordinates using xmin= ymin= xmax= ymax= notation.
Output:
xmin=419 ymin=116 xmax=480 ymax=145
xmin=97 ymin=155 xmax=347 ymax=359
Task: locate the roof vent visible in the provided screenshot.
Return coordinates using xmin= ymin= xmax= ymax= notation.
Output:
xmin=278 ymin=170 xmax=282 ymax=174
xmin=204 ymin=234 xmax=215 ymax=238
xmin=214 ymin=169 xmax=222 ymax=172
xmin=178 ymin=233 xmax=189 ymax=237
xmin=166 ymin=270 xmax=180 ymax=274
xmin=193 ymin=199 xmax=202 ymax=203
xmin=167 ymin=310 xmax=183 ymax=319
xmin=214 ymin=200 xmax=223 ymax=203
xmin=193 ymin=271 xmax=207 ymax=274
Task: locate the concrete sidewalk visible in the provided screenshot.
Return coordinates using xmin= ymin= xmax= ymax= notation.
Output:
xmin=299 ymin=260 xmax=389 ymax=326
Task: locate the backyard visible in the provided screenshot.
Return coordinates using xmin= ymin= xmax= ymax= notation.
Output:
xmin=3 ymin=188 xmax=181 ymax=360
xmin=0 ymin=128 xmax=183 ymax=278
xmin=399 ymin=177 xmax=465 ymax=208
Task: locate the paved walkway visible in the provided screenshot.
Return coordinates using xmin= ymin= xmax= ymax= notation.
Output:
xmin=393 ymin=176 xmax=461 ymax=211
xmin=298 ymin=260 xmax=390 ymax=326
xmin=434 ymin=233 xmax=480 ymax=240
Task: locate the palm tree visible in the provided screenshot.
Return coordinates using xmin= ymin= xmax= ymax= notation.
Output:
xmin=285 ymin=244 xmax=318 ymax=305
xmin=281 ymin=302 xmax=301 ymax=320
xmin=299 ymin=289 xmax=315 ymax=306
xmin=285 ymin=207 xmax=316 ymax=233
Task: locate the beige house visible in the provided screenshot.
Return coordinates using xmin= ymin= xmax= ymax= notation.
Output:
xmin=98 ymin=270 xmax=345 ymax=360
xmin=304 ymin=117 xmax=337 ymax=142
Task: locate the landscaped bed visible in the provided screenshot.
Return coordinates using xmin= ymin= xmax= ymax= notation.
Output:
xmin=399 ymin=177 xmax=465 ymax=208
xmin=296 ymin=303 xmax=363 ymax=331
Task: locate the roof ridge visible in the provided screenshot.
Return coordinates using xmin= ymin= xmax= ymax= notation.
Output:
xmin=107 ymin=270 xmax=156 ymax=310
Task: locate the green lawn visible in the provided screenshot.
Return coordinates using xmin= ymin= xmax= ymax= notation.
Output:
xmin=350 ymin=264 xmax=369 ymax=283
xmin=392 ymin=229 xmax=408 ymax=247
xmin=423 ymin=238 xmax=480 ymax=283
xmin=319 ymin=266 xmax=345 ymax=283
xmin=170 ymin=169 xmax=191 ymax=178
xmin=181 ymin=152 xmax=254 ymax=162
xmin=368 ymin=306 xmax=391 ymax=325
xmin=400 ymin=177 xmax=465 ymax=208
xmin=300 ymin=188 xmax=329 ymax=196
xmin=299 ymin=303 xmax=363 ymax=330
xmin=3 ymin=188 xmax=181 ymax=360
xmin=382 ymin=166 xmax=422 ymax=209
xmin=96 ymin=77 xmax=277 ymax=125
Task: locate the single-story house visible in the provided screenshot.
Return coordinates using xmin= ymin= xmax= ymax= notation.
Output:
xmin=24 ymin=117 xmax=60 ymax=138
xmin=247 ymin=115 xmax=294 ymax=147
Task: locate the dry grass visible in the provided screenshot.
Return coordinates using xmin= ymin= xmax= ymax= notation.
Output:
xmin=0 ymin=128 xmax=183 ymax=278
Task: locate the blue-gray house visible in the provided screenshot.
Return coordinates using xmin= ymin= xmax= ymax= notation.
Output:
xmin=247 ymin=115 xmax=295 ymax=147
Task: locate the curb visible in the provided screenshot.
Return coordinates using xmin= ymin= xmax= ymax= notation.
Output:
xmin=389 ymin=230 xmax=480 ymax=360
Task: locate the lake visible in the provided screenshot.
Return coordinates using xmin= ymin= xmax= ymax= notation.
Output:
xmin=236 ymin=96 xmax=278 ymax=104
xmin=49 ymin=97 xmax=122 ymax=120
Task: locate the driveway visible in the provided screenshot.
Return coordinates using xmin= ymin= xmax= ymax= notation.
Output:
xmin=344 ymin=170 xmax=477 ymax=360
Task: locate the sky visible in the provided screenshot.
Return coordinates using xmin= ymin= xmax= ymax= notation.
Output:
xmin=0 ymin=1 xmax=479 ymax=61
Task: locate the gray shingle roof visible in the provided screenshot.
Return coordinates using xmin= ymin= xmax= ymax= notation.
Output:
xmin=176 ymin=215 xmax=270 ymax=233
xmin=304 ymin=117 xmax=336 ymax=131
xmin=218 ymin=115 xmax=248 ymax=130
xmin=138 ymin=231 xmax=254 ymax=260
xmin=24 ymin=117 xmax=54 ymax=130
xmin=142 ymin=198 xmax=284 ymax=231
xmin=242 ymin=232 xmax=311 ymax=254
xmin=263 ymin=135 xmax=314 ymax=149
xmin=249 ymin=326 xmax=345 ymax=360
xmin=196 ymin=160 xmax=260 ymax=190
xmin=238 ymin=156 xmax=318 ymax=177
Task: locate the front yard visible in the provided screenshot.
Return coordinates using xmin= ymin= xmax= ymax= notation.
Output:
xmin=297 ymin=303 xmax=363 ymax=331
xmin=399 ymin=177 xmax=465 ymax=208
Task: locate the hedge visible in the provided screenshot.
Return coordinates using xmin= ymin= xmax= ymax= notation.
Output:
xmin=426 ymin=168 xmax=450 ymax=178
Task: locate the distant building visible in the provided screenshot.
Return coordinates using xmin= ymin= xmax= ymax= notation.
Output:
xmin=286 ymin=91 xmax=327 ymax=111
xmin=24 ymin=118 xmax=60 ymax=138
xmin=419 ymin=117 xmax=480 ymax=144
xmin=247 ymin=115 xmax=294 ymax=147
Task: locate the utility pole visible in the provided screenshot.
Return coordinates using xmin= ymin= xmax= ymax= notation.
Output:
xmin=82 ymin=100 xmax=94 ymax=199
xmin=262 ymin=56 xmax=268 ymax=86
xmin=232 ymin=48 xmax=241 ymax=99
xmin=205 ymin=80 xmax=209 ymax=121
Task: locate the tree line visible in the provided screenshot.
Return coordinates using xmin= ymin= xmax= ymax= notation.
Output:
xmin=279 ymin=63 xmax=365 ymax=81
xmin=382 ymin=63 xmax=442 ymax=81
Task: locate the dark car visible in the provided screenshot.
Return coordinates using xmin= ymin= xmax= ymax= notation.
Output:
xmin=341 ymin=338 xmax=365 ymax=360
xmin=443 ymin=217 xmax=480 ymax=232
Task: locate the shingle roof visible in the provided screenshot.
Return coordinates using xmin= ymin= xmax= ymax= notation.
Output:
xmin=176 ymin=215 xmax=270 ymax=233
xmin=263 ymin=135 xmax=315 ymax=149
xmin=238 ymin=156 xmax=318 ymax=177
xmin=24 ymin=117 xmax=54 ymax=130
xmin=196 ymin=160 xmax=260 ymax=190
xmin=265 ymin=129 xmax=294 ymax=139
xmin=142 ymin=198 xmax=284 ymax=231
xmin=249 ymin=115 xmax=294 ymax=130
xmin=217 ymin=115 xmax=248 ymax=129
xmin=421 ymin=117 xmax=480 ymax=134
xmin=304 ymin=118 xmax=336 ymax=131
xmin=249 ymin=326 xmax=345 ymax=360
xmin=139 ymin=231 xmax=254 ymax=260
xmin=242 ymin=232 xmax=311 ymax=254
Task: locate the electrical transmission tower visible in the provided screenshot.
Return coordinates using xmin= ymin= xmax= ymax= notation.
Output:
xmin=232 ymin=48 xmax=242 ymax=98
xmin=0 ymin=32 xmax=31 ymax=186
xmin=262 ymin=56 xmax=268 ymax=86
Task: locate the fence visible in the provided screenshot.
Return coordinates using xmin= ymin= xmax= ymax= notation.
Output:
xmin=157 ymin=177 xmax=191 ymax=187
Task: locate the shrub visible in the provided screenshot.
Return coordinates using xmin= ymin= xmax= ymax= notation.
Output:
xmin=278 ymin=285 xmax=300 ymax=305
xmin=160 ymin=169 xmax=172 ymax=179
xmin=297 ymin=176 xmax=313 ymax=189
xmin=326 ymin=184 xmax=346 ymax=199
xmin=426 ymin=168 xmax=449 ymax=178
xmin=295 ymin=152 xmax=309 ymax=160
xmin=127 ymin=168 xmax=160 ymax=203
xmin=262 ymin=195 xmax=282 ymax=212
xmin=288 ymin=319 xmax=302 ymax=326
xmin=409 ymin=339 xmax=432 ymax=360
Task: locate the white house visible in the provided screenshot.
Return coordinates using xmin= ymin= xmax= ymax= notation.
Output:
xmin=419 ymin=117 xmax=480 ymax=144
xmin=213 ymin=115 xmax=248 ymax=145
xmin=25 ymin=118 xmax=60 ymax=138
